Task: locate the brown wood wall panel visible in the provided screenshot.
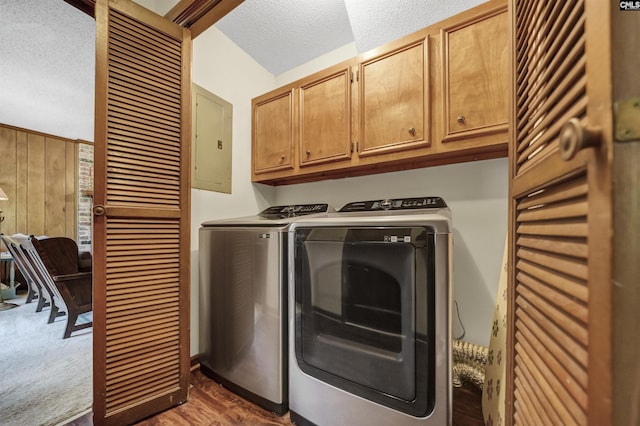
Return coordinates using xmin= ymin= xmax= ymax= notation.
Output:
xmin=45 ymin=138 xmax=67 ymax=236
xmin=16 ymin=131 xmax=28 ymax=232
xmin=0 ymin=126 xmax=17 ymax=234
xmin=0 ymin=124 xmax=79 ymax=241
xmin=27 ymin=134 xmax=46 ymax=235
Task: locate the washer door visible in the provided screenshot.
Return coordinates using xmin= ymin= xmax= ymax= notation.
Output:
xmin=293 ymin=226 xmax=436 ymax=417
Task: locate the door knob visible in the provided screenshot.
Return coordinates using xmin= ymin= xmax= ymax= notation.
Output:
xmin=408 ymin=127 xmax=416 ymax=136
xmin=93 ymin=205 xmax=106 ymax=216
xmin=559 ymin=118 xmax=601 ymax=161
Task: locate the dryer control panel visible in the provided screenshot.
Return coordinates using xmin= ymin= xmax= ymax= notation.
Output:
xmin=339 ymin=197 xmax=447 ymax=212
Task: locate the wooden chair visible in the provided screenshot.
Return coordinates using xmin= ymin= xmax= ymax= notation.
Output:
xmin=1 ymin=234 xmax=41 ymax=304
xmin=28 ymin=237 xmax=93 ymax=338
xmin=21 ymin=238 xmax=67 ymax=323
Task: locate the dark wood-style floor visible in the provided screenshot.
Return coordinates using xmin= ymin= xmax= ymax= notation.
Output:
xmin=67 ymin=368 xmax=484 ymax=425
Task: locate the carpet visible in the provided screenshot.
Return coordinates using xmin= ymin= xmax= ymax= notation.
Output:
xmin=0 ymin=294 xmax=92 ymax=426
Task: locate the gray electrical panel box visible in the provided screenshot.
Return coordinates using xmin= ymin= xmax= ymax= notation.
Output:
xmin=192 ymin=84 xmax=232 ymax=193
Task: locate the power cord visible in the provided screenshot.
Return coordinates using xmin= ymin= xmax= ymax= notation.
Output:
xmin=454 ymin=299 xmax=466 ymax=340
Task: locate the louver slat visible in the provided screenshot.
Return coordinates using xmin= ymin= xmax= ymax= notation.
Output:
xmin=104 ymin=218 xmax=183 ymax=415
xmin=513 ymin=386 xmax=548 ymax=425
xmin=516 ymin=2 xmax=580 ymax=105
xmin=513 ymin=173 xmax=590 ymax=423
xmin=514 ymin=0 xmax=587 ymax=171
xmin=514 ymin=361 xmax=564 ymax=425
xmin=106 ymin=9 xmax=183 ymax=210
xmin=517 ymin=307 xmax=588 ymax=389
xmin=519 ymin=318 xmax=587 ymax=418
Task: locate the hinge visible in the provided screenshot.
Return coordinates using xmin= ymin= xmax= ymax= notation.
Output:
xmin=351 ymin=141 xmax=359 ymax=153
xmin=615 ymin=97 xmax=640 ymax=142
xmin=350 ymin=69 xmax=359 ymax=83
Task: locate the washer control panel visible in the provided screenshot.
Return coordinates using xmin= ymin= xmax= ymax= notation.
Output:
xmin=259 ymin=203 xmax=331 ymax=218
xmin=339 ymin=197 xmax=447 ymax=212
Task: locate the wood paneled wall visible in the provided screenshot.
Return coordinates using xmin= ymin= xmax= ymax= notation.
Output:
xmin=0 ymin=123 xmax=82 ymax=240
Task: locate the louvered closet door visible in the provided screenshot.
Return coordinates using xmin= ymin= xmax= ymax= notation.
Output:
xmin=508 ymin=1 xmax=613 ymax=425
xmin=93 ymin=1 xmax=191 ymax=424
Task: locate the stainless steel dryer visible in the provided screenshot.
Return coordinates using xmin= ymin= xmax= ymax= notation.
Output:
xmin=288 ymin=197 xmax=452 ymax=425
xmin=198 ymin=203 xmax=332 ymax=415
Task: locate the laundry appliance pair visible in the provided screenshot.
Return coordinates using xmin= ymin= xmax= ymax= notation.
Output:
xmin=199 ymin=197 xmax=452 ymax=425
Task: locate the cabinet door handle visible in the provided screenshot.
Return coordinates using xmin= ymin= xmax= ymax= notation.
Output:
xmin=306 ymin=149 xmax=311 ymax=155
xmin=280 ymin=154 xmax=286 ymax=160
xmin=408 ymin=127 xmax=416 ymax=136
xmin=456 ymin=115 xmax=466 ymax=124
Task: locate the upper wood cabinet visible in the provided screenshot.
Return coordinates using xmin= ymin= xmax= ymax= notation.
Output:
xmin=439 ymin=4 xmax=508 ymax=151
xmin=359 ymin=39 xmax=429 ymax=157
xmin=252 ymin=88 xmax=295 ymax=178
xmin=251 ymin=0 xmax=507 ymax=185
xmin=299 ymin=65 xmax=353 ymax=167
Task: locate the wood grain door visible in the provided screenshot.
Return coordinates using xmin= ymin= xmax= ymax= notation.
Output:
xmin=299 ymin=65 xmax=353 ymax=167
xmin=93 ymin=1 xmax=191 ymax=424
xmin=440 ymin=3 xmax=508 ymax=148
xmin=507 ymin=1 xmax=614 ymax=424
xmin=252 ymin=88 xmax=295 ymax=177
xmin=359 ymin=38 xmax=429 ymax=157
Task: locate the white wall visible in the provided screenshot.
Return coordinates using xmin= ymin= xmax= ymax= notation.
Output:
xmin=191 ymin=27 xmax=278 ymax=355
xmin=273 ymin=160 xmax=508 ymax=346
xmin=192 ymin=29 xmax=507 ymax=353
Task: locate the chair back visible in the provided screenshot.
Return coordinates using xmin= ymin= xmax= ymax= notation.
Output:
xmin=22 ymin=238 xmax=66 ymax=310
xmin=29 ymin=236 xmax=93 ymax=338
xmin=32 ymin=237 xmax=82 ymax=277
xmin=1 ymin=233 xmax=33 ymax=284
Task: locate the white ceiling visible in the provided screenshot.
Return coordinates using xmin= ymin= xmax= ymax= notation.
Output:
xmin=0 ymin=0 xmax=486 ymax=141
xmin=215 ymin=0 xmax=487 ymax=75
xmin=0 ymin=0 xmax=95 ymax=141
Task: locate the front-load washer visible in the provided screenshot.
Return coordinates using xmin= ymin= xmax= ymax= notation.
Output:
xmin=198 ymin=203 xmax=332 ymax=415
xmin=288 ymin=197 xmax=452 ymax=425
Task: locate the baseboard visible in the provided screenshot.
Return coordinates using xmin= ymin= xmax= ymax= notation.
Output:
xmin=190 ymin=354 xmax=200 ymax=371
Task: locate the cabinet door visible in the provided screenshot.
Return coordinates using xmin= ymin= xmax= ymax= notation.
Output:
xmin=252 ymin=89 xmax=295 ymax=176
xmin=299 ymin=67 xmax=352 ymax=167
xmin=359 ymin=39 xmax=429 ymax=157
xmin=442 ymin=6 xmax=508 ymax=145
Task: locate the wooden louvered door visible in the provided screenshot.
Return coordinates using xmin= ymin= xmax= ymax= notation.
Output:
xmin=93 ymin=1 xmax=191 ymax=424
xmin=507 ymin=1 xmax=613 ymax=425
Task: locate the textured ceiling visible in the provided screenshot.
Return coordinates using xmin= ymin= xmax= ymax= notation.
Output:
xmin=215 ymin=0 xmax=487 ymax=75
xmin=0 ymin=0 xmax=95 ymax=141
